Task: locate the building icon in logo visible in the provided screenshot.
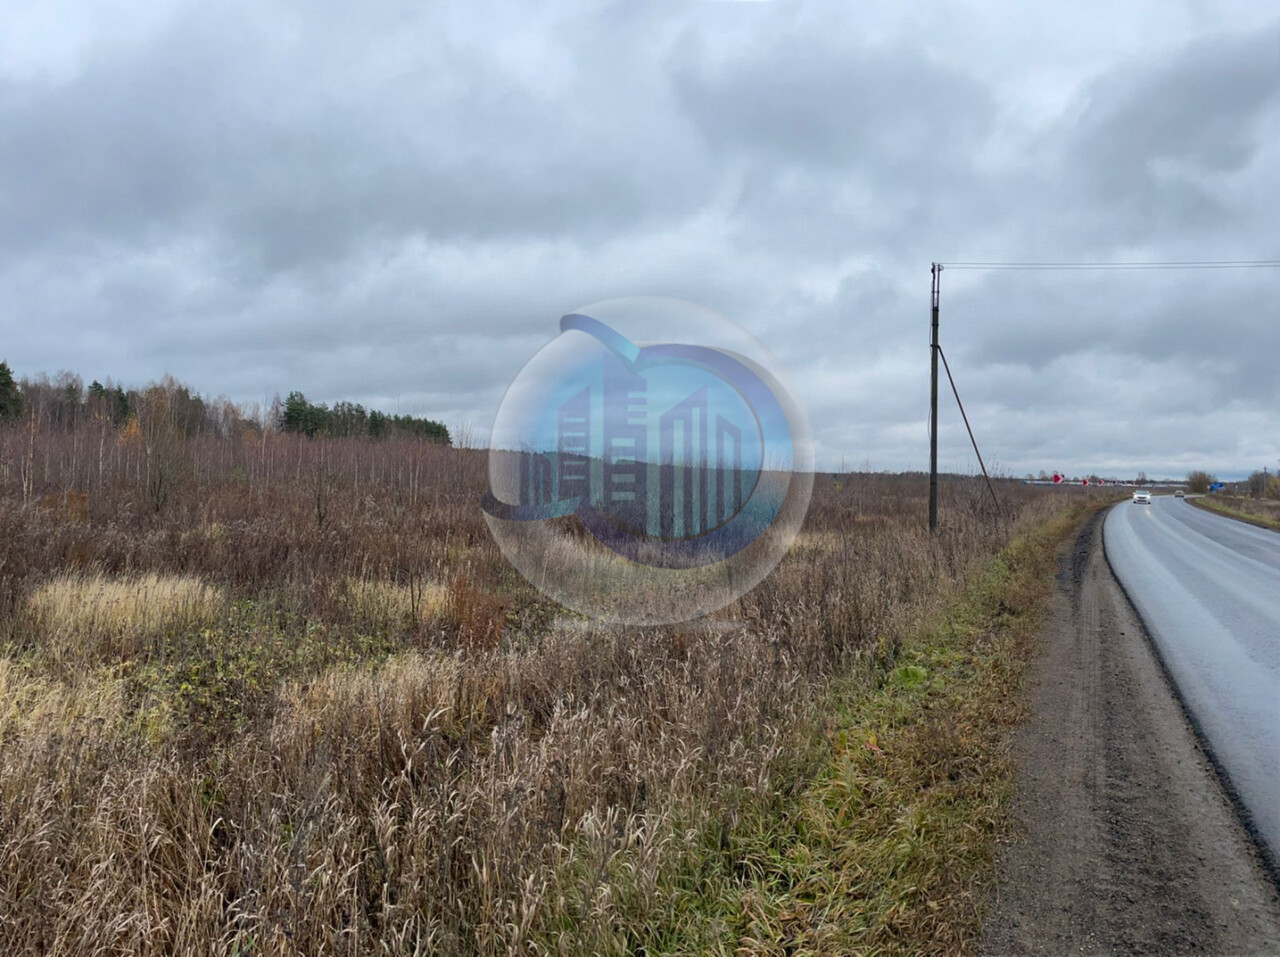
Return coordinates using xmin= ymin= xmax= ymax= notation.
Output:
xmin=502 ymin=344 xmax=754 ymax=547
xmin=483 ymin=299 xmax=812 ymax=623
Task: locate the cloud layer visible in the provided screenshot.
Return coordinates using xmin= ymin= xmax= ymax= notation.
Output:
xmin=2 ymin=0 xmax=1277 ymax=477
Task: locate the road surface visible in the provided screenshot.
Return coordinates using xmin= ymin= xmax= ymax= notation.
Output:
xmin=1105 ymin=495 xmax=1280 ymax=863
xmin=983 ymin=509 xmax=1280 ymax=954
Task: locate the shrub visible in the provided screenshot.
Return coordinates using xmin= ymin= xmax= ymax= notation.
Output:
xmin=1186 ymin=469 xmax=1217 ymax=493
xmin=1247 ymin=469 xmax=1280 ymax=500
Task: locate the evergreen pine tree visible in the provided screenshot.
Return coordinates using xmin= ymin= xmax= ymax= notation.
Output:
xmin=0 ymin=361 xmax=22 ymax=420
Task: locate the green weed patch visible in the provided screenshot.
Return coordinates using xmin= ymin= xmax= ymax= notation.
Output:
xmin=640 ymin=505 xmax=1090 ymax=956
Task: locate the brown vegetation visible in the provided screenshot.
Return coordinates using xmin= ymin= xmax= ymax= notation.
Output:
xmin=0 ymin=411 xmax=1096 ymax=954
xmin=37 ymin=490 xmax=88 ymax=522
xmin=1192 ymin=493 xmax=1280 ymax=531
xmin=1186 ymin=469 xmax=1218 ymax=494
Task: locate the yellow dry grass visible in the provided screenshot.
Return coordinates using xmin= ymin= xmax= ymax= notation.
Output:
xmin=342 ymin=576 xmax=448 ymax=624
xmin=28 ymin=572 xmax=223 ymax=663
xmin=273 ymin=652 xmax=463 ymax=753
xmin=792 ymin=529 xmax=844 ymax=555
xmin=0 ymin=659 xmax=126 ymax=742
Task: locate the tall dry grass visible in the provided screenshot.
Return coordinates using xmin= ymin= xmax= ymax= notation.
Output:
xmin=27 ymin=572 xmax=224 ymax=668
xmin=340 ymin=576 xmax=449 ymax=630
xmin=0 ymin=659 xmax=128 ymax=742
xmin=0 ymin=431 xmax=1096 ymax=953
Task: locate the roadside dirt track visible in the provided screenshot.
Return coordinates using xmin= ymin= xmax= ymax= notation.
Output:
xmin=982 ymin=509 xmax=1280 ymax=956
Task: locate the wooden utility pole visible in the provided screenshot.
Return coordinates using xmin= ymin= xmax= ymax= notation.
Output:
xmin=929 ymin=262 xmax=941 ymax=533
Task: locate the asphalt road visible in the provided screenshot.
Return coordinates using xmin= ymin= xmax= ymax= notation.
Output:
xmin=1104 ymin=495 xmax=1280 ymax=864
xmin=984 ymin=510 xmax=1280 ymax=954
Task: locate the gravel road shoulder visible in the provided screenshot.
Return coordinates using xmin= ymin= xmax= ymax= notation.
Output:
xmin=981 ymin=508 xmax=1280 ymax=955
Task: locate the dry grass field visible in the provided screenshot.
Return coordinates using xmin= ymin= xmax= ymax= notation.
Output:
xmin=1190 ymin=492 xmax=1280 ymax=531
xmin=0 ymin=424 xmax=1097 ymax=954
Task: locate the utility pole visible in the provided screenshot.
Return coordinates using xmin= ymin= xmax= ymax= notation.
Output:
xmin=929 ymin=262 xmax=941 ymax=533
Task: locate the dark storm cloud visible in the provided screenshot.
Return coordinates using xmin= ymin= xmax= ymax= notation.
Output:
xmin=0 ymin=1 xmax=1277 ymax=477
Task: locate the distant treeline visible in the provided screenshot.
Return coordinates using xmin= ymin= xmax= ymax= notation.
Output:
xmin=279 ymin=391 xmax=449 ymax=443
xmin=0 ymin=361 xmax=450 ymax=445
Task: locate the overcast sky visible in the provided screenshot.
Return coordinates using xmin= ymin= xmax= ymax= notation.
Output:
xmin=2 ymin=0 xmax=1277 ymax=478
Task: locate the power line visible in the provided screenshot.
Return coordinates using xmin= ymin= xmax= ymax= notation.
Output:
xmin=941 ymin=260 xmax=1280 ymax=270
xmin=925 ymin=255 xmax=1278 ymax=532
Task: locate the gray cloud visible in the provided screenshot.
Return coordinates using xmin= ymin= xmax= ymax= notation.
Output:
xmin=1 ymin=0 xmax=1277 ymax=478
xmin=674 ymin=33 xmax=995 ymax=175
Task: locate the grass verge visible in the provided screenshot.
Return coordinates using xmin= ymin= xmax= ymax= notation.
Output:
xmin=1188 ymin=495 xmax=1280 ymax=532
xmin=654 ymin=503 xmax=1092 ymax=955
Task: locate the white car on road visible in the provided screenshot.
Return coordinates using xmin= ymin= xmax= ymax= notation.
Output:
xmin=1133 ymin=489 xmax=1152 ymax=504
